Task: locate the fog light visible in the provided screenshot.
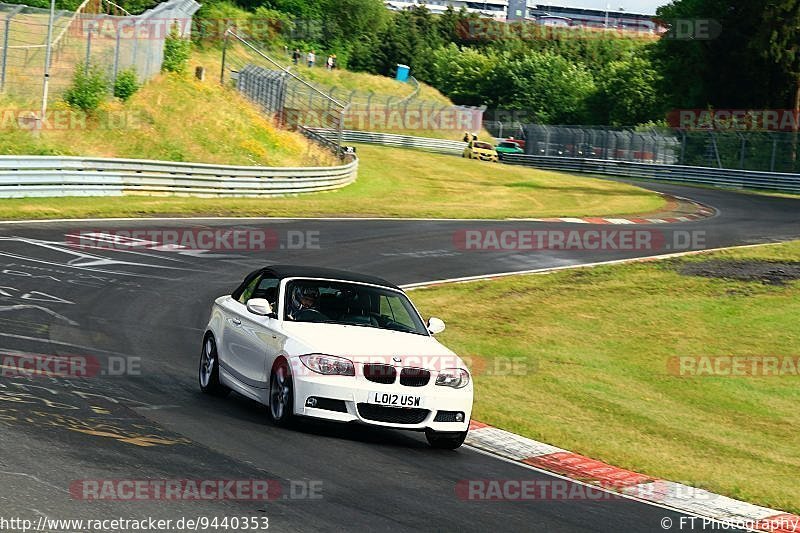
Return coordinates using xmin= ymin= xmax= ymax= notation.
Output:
xmin=455 ymin=412 xmax=464 ymax=422
xmin=306 ymin=397 xmax=318 ymax=408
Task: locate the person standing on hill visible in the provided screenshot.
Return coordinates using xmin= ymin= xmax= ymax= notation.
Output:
xmin=326 ymin=55 xmax=334 ymax=70
xmin=307 ymin=50 xmax=316 ymax=68
xmin=292 ymin=48 xmax=301 ymax=65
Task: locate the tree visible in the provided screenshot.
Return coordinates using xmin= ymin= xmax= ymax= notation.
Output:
xmin=319 ymin=0 xmax=388 ymax=52
xmin=64 ymin=63 xmax=109 ymax=112
xmin=486 ymin=51 xmax=597 ymax=124
xmin=436 ymin=6 xmax=476 ymax=45
xmin=653 ymin=0 xmax=773 ymax=109
xmin=373 ymin=12 xmax=416 ymax=76
xmin=430 ymin=44 xmax=496 ymax=106
xmin=162 ymin=24 xmax=191 ymax=74
xmin=593 ymin=55 xmax=664 ymax=126
xmin=755 ymin=1 xmax=800 ymax=157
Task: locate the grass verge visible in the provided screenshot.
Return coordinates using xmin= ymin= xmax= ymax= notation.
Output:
xmin=0 ymin=144 xmax=664 ymax=220
xmin=412 ymin=241 xmax=800 ymax=513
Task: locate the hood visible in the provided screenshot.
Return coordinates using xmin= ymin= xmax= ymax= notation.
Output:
xmin=280 ymin=322 xmax=463 ymax=368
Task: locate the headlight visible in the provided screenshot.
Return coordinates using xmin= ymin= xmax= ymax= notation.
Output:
xmin=299 ymin=354 xmax=355 ymax=376
xmin=435 ymin=368 xmax=470 ymax=389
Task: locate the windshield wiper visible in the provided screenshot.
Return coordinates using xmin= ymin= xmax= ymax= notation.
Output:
xmin=320 ymin=320 xmax=382 ymax=329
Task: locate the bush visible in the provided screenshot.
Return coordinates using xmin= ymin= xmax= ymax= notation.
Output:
xmin=162 ymin=24 xmax=191 ymax=73
xmin=63 ymin=63 xmax=109 ymax=112
xmin=113 ymin=69 xmax=139 ymax=101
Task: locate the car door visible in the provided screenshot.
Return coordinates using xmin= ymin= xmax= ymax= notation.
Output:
xmin=219 ymin=275 xmax=259 ymax=390
xmin=238 ymin=275 xmax=283 ymax=389
xmin=222 ymin=274 xmax=282 ymax=391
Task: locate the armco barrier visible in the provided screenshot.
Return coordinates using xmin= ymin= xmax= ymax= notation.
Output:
xmin=500 ymin=153 xmax=800 ymax=195
xmin=0 ymin=156 xmax=358 ymax=198
xmin=310 ymin=128 xmax=465 ymax=155
xmin=314 ymin=128 xmax=800 ymax=195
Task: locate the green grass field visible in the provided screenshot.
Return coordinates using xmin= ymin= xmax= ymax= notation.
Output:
xmin=0 ymin=144 xmax=664 ymax=220
xmin=412 ymin=241 xmax=800 ymax=514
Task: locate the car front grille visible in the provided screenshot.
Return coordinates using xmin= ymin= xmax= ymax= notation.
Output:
xmin=356 ymin=403 xmax=430 ymax=424
xmin=363 ymin=364 xmax=397 ymax=384
xmin=399 ymin=367 xmax=430 ymax=387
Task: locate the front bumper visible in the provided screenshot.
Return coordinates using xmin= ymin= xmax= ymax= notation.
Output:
xmin=290 ymin=360 xmax=473 ymax=433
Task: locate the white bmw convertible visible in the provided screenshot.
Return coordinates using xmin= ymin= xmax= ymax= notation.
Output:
xmin=199 ymin=265 xmax=473 ymax=449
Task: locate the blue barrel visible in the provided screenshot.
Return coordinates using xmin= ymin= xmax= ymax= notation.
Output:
xmin=396 ymin=64 xmax=410 ymax=82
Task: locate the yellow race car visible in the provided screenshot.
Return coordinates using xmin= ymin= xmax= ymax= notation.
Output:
xmin=463 ymin=141 xmax=499 ymax=162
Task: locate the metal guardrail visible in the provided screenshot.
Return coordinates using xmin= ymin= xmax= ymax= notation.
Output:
xmin=299 ymin=125 xmax=341 ymax=155
xmin=311 ymin=129 xmax=465 ymax=155
xmin=0 ymin=155 xmax=358 ymax=198
xmin=501 ymin=153 xmax=800 ymax=195
xmin=314 ymin=128 xmax=800 ymax=195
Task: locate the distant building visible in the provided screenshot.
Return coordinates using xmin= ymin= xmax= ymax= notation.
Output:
xmin=385 ymin=1 xmax=659 ymax=32
xmin=507 ymin=0 xmax=527 ymax=20
xmin=527 ymin=4 xmax=657 ymax=32
xmin=537 ymin=15 xmax=572 ymax=26
xmin=385 ymin=0 xmax=507 ymax=20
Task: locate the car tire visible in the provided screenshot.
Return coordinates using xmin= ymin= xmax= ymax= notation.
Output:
xmin=199 ymin=335 xmax=230 ymax=397
xmin=425 ymin=429 xmax=468 ymax=450
xmin=268 ymin=359 xmax=295 ymax=426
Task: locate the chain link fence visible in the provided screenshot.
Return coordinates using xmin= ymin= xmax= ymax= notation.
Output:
xmin=677 ymin=130 xmax=800 ymax=174
xmin=486 ymin=122 xmax=800 ymax=173
xmin=520 ymin=125 xmax=680 ymax=165
xmin=483 ymin=120 xmax=526 ymax=141
xmin=220 ymin=34 xmax=483 ymax=140
xmin=221 ymin=28 xmax=347 ymax=153
xmin=0 ymin=0 xmax=199 ymax=106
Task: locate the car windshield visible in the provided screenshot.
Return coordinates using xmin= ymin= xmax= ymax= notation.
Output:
xmin=283 ymin=279 xmax=429 ymax=335
xmin=500 ymin=142 xmax=518 ymax=148
xmin=473 ymin=142 xmax=494 ymax=150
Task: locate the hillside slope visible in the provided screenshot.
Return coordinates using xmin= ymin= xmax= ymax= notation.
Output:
xmin=0 ymin=73 xmax=338 ymax=167
xmin=194 ymin=45 xmax=484 ymax=140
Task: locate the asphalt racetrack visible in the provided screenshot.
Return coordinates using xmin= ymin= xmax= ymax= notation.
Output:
xmin=0 ymin=181 xmax=798 ymax=532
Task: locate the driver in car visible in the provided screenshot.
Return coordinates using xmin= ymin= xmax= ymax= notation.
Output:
xmin=288 ymin=285 xmax=321 ymax=320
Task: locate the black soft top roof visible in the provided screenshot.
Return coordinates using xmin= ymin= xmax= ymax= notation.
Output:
xmin=260 ymin=264 xmax=400 ymax=290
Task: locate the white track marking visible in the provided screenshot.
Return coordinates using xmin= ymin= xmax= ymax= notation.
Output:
xmin=401 ymin=242 xmax=785 ymax=289
xmin=0 ymin=305 xmax=78 ymax=326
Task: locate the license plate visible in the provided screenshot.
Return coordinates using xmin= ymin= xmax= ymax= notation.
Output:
xmin=369 ymin=392 xmax=423 ymax=408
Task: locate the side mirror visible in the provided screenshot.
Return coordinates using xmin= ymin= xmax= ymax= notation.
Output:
xmin=427 ymin=317 xmax=446 ymax=335
xmin=246 ymin=298 xmax=273 ymax=317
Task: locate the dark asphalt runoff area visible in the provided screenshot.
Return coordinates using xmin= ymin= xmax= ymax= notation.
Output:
xmin=0 ymin=181 xmax=797 ymax=532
